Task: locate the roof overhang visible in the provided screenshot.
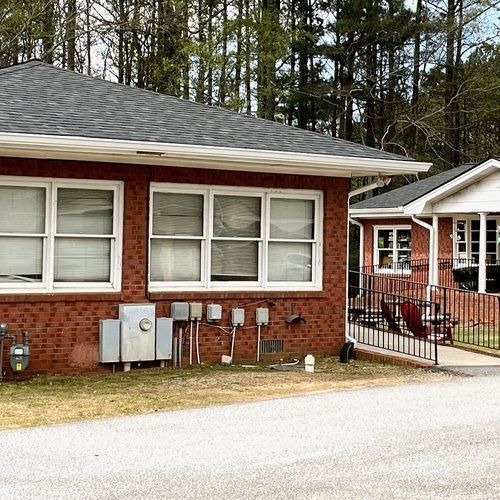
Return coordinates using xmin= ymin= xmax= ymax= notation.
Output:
xmin=403 ymin=158 xmax=500 ymax=214
xmin=349 ymin=207 xmax=406 ymax=218
xmin=0 ymin=133 xmax=432 ymax=178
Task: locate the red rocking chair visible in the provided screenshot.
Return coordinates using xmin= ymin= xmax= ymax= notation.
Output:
xmin=400 ymin=300 xmax=454 ymax=344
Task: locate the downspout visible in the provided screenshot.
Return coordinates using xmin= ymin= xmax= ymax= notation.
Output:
xmin=411 ymin=215 xmax=435 ymax=301
xmin=344 ymin=177 xmax=391 ymax=349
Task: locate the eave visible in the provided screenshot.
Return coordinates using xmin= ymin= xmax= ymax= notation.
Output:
xmin=0 ymin=133 xmax=432 ymax=178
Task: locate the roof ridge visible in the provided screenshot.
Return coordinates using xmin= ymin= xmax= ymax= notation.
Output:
xmin=0 ymin=59 xmax=45 ymax=76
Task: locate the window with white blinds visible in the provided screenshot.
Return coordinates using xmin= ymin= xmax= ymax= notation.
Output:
xmin=149 ymin=184 xmax=322 ymax=290
xmin=0 ymin=177 xmax=123 ymax=293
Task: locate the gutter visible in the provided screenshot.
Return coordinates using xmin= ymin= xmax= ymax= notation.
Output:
xmin=0 ymin=132 xmax=432 ymax=178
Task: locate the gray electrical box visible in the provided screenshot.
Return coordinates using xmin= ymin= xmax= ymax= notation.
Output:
xmin=171 ymin=302 xmax=189 ymax=321
xmin=120 ymin=303 xmax=156 ymax=362
xmin=231 ymin=308 xmax=245 ymax=326
xmin=156 ymin=317 xmax=173 ymax=360
xmin=255 ymin=307 xmax=269 ymax=326
xmin=189 ymin=302 xmax=203 ymax=321
xmin=207 ymin=304 xmax=222 ymax=322
xmin=99 ymin=319 xmax=121 ymax=363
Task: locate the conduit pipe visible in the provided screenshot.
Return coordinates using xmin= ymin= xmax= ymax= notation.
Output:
xmin=195 ymin=320 xmax=201 ymax=365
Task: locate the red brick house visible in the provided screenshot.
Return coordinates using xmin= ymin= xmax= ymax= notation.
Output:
xmin=0 ymin=61 xmax=429 ymax=375
xmin=350 ymin=158 xmax=500 ymax=294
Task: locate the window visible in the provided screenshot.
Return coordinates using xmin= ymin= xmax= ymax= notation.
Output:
xmin=453 ymin=217 xmax=500 ymax=262
xmin=374 ymin=226 xmax=412 ymax=270
xmin=149 ymin=184 xmax=322 ymax=291
xmin=0 ymin=177 xmax=123 ymax=293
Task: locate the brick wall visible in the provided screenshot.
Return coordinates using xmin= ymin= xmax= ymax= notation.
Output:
xmin=0 ymin=157 xmax=349 ymax=375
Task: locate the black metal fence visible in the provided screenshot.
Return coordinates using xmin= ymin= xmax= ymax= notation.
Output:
xmin=348 ymin=270 xmax=440 ymax=363
xmin=349 ymin=267 xmax=500 ymax=355
xmin=359 ymin=258 xmax=500 ymax=292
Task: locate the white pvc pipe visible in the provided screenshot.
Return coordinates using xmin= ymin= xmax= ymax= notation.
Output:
xmin=178 ymin=326 xmax=183 ymax=368
xmin=256 ymin=325 xmax=261 ymax=362
xmin=189 ymin=320 xmax=193 ymax=366
xmin=230 ymin=327 xmax=236 ymax=361
xmin=195 ymin=320 xmax=201 ymax=365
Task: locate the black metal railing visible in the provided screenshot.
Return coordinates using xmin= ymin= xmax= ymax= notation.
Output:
xmin=431 ymin=285 xmax=499 ymax=351
xmin=348 ymin=270 xmax=440 ymax=363
xmin=349 ymin=268 xmax=500 ymax=354
xmin=359 ymin=258 xmax=500 ymax=293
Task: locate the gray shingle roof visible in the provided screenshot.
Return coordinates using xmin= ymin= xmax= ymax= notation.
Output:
xmin=351 ymin=163 xmax=478 ymax=210
xmin=0 ymin=60 xmax=412 ymax=162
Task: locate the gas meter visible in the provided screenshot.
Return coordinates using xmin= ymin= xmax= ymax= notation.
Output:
xmin=9 ymin=332 xmax=30 ymax=372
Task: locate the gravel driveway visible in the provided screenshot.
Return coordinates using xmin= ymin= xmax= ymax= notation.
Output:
xmin=1 ymin=371 xmax=499 ymax=499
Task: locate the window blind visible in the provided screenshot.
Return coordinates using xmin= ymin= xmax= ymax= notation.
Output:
xmin=150 ymin=239 xmax=201 ymax=281
xmin=211 ymin=241 xmax=258 ymax=281
xmin=213 ymin=195 xmax=261 ymax=238
xmin=153 ymin=192 xmax=204 ymax=236
xmin=268 ymin=242 xmax=312 ymax=282
xmin=57 ymin=188 xmax=114 ymax=235
xmin=0 ymin=186 xmax=45 ymax=234
xmin=0 ymin=237 xmax=43 ymax=282
xmin=54 ymin=238 xmax=110 ymax=282
xmin=270 ymin=198 xmax=314 ymax=239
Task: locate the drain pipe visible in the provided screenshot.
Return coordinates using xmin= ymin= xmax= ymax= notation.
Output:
xmin=344 ymin=176 xmax=391 ymax=352
xmin=411 ymin=215 xmax=435 ymax=301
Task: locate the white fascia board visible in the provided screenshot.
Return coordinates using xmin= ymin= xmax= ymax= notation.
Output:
xmin=0 ymin=133 xmax=432 ymax=178
xmin=403 ymin=158 xmax=500 ymax=215
xmin=349 ymin=207 xmax=406 ymax=219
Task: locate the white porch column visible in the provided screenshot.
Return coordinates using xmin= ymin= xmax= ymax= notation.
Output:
xmin=432 ymin=215 xmax=439 ymax=286
xmin=478 ymin=212 xmax=488 ymax=293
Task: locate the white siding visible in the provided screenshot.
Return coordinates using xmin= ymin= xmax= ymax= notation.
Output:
xmin=433 ymin=169 xmax=500 ymax=213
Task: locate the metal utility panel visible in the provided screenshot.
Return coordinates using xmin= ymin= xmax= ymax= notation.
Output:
xmin=119 ymin=304 xmax=156 ymax=362
xmin=156 ymin=317 xmax=173 ymax=360
xmin=99 ymin=319 xmax=120 ymax=363
xmin=171 ymin=302 xmax=189 ymax=321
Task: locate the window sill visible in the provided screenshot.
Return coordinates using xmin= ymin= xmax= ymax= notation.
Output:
xmin=148 ymin=289 xmax=326 ymax=300
xmin=0 ymin=291 xmax=123 ymax=303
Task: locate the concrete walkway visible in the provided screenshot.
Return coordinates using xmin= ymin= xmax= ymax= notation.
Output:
xmin=351 ymin=324 xmax=500 ymax=367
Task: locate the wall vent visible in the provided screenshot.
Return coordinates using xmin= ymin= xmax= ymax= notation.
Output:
xmin=260 ymin=339 xmax=285 ymax=354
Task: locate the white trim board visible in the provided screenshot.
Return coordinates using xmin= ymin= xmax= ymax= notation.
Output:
xmin=0 ymin=132 xmax=431 ymax=178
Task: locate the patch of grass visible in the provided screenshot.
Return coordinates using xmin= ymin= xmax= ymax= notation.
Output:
xmin=0 ymin=357 xmax=448 ymax=430
xmin=452 ymin=326 xmax=499 ymax=354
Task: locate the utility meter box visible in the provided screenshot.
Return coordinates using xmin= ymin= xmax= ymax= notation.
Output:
xmin=171 ymin=302 xmax=189 ymax=322
xmin=255 ymin=307 xmax=269 ymax=326
xmin=189 ymin=302 xmax=203 ymax=321
xmin=9 ymin=343 xmax=30 ymax=372
xmin=99 ymin=319 xmax=121 ymax=363
xmin=207 ymin=304 xmax=222 ymax=322
xmin=119 ymin=303 xmax=156 ymax=362
xmin=156 ymin=317 xmax=173 ymax=360
xmin=231 ymin=308 xmax=245 ymax=326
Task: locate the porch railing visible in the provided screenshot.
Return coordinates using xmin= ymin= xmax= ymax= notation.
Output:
xmin=359 ymin=258 xmax=500 ymax=292
xmin=349 ymin=267 xmax=500 ymax=354
xmin=348 ymin=271 xmax=440 ymax=363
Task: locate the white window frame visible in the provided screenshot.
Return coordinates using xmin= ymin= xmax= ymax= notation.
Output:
xmin=149 ymin=183 xmax=323 ymax=291
xmin=0 ymin=176 xmax=123 ymax=294
xmin=373 ymin=225 xmax=412 ymax=273
xmin=452 ymin=216 xmax=500 ymax=262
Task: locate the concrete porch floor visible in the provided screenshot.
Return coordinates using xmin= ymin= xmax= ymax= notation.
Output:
xmin=350 ymin=324 xmax=500 ymax=367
